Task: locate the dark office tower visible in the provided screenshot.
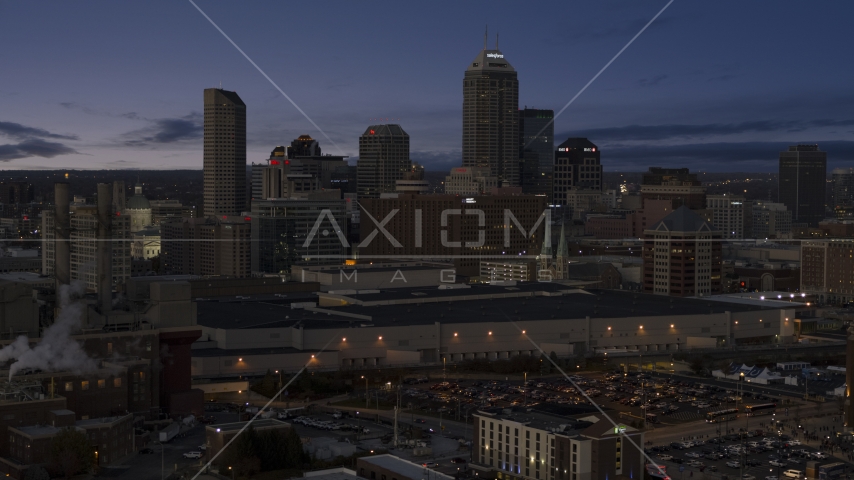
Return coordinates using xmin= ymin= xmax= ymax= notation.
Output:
xmin=832 ymin=168 xmax=854 ymax=207
xmin=203 ymin=88 xmax=247 ymax=217
xmin=0 ymin=181 xmax=34 ymax=204
xmin=287 ymin=135 xmax=321 ymax=158
xmin=519 ymin=108 xmax=555 ymax=199
xmin=553 ymin=138 xmax=602 ymax=206
xmin=357 ymin=124 xmax=411 ymax=198
xmin=779 ymin=144 xmax=827 ymax=226
xmin=462 ymin=45 xmax=519 ymax=187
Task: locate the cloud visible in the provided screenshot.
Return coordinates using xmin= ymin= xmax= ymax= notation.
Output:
xmin=637 ymin=74 xmax=668 ymax=87
xmin=544 ymin=15 xmax=674 ymax=44
xmin=604 ymin=140 xmax=854 ymax=172
xmin=559 ymin=119 xmax=854 ymax=142
xmin=60 ymin=102 xmax=145 ymax=121
xmin=120 ymin=113 xmax=202 ymax=147
xmin=0 ymin=121 xmax=78 ymax=141
xmin=410 ymin=150 xmax=461 ymax=169
xmin=0 ymin=138 xmax=80 ymax=162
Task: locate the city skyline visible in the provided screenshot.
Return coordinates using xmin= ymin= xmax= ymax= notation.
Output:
xmin=2 ymin=1 xmax=854 ymax=172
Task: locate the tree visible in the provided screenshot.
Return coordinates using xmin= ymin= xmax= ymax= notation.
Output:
xmin=284 ymin=426 xmax=308 ymax=468
xmin=48 ymin=427 xmax=94 ymax=479
xmin=689 ymin=357 xmax=706 ymax=375
xmin=23 ymin=465 xmax=49 ymax=480
xmin=549 ymin=352 xmax=560 ymax=371
xmin=251 ymin=370 xmax=278 ymax=399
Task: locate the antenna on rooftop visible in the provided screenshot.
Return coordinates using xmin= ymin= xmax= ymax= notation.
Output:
xmin=496 ymin=31 xmax=499 ymax=49
xmin=484 ymin=25 xmax=488 ymax=50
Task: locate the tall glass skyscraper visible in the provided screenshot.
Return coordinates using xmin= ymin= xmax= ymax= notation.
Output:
xmin=519 ymin=108 xmax=554 ymax=199
xmin=203 ymin=88 xmax=246 ymax=217
xmin=462 ymin=46 xmax=519 ymax=187
xmin=778 ymin=144 xmax=827 ymax=226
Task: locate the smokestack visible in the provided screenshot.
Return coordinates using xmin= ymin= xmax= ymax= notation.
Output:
xmin=54 ymin=183 xmax=70 ymax=289
xmin=97 ymin=183 xmax=112 ymax=314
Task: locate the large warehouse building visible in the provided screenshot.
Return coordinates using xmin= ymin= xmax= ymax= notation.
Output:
xmin=191 ymin=282 xmax=798 ymax=378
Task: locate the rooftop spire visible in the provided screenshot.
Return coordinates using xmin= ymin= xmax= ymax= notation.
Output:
xmin=556 ymin=222 xmax=568 ymax=258
xmin=484 ymin=25 xmax=488 ymax=50
xmin=496 ymin=31 xmax=499 ymax=49
xmin=540 ymin=218 xmax=552 ymax=257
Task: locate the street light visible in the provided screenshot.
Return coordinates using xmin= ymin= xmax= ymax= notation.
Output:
xmin=228 ymin=466 xmax=234 ymax=480
xmin=154 ymin=441 xmax=165 ymax=480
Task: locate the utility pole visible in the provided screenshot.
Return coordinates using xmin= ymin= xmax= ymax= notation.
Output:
xmin=362 ymin=376 xmax=368 ymax=409
xmin=393 ymin=406 xmax=399 ymax=448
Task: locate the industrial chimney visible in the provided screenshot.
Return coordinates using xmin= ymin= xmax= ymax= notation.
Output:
xmin=96 ymin=183 xmax=113 ymax=314
xmin=54 ymin=183 xmax=70 ymax=289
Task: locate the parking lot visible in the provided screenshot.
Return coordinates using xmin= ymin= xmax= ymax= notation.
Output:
xmin=386 ymin=371 xmax=790 ymax=430
xmin=647 ymin=433 xmax=845 ymax=480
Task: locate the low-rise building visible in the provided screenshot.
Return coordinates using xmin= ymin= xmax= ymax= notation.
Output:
xmin=8 ymin=413 xmax=133 ymax=470
xmin=472 ymin=409 xmax=644 ymax=480
xmin=357 ymin=454 xmax=453 ymax=480
xmin=205 ymin=419 xmax=291 ymax=461
xmin=444 ymin=167 xmax=498 ymax=196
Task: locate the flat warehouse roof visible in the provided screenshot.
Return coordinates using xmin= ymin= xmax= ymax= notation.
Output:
xmin=197 ymin=284 xmax=786 ymax=331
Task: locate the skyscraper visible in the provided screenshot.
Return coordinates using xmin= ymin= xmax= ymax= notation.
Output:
xmin=779 ymin=144 xmax=827 ymax=226
xmin=287 ymin=134 xmax=321 ymax=158
xmin=832 ymin=168 xmax=854 ymax=208
xmin=553 ymin=138 xmax=602 ymax=206
xmin=519 ymin=107 xmax=555 ymax=199
xmin=357 ymin=124 xmax=411 ymax=198
xmin=203 ymin=88 xmax=246 ymax=217
xmin=462 ymin=42 xmax=519 ymax=187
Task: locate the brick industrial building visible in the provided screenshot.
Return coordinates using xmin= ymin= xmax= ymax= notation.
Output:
xmin=643 ymin=206 xmax=722 ymax=297
xmin=161 ymin=216 xmax=251 ymax=277
xmin=801 ymin=239 xmax=854 ymax=306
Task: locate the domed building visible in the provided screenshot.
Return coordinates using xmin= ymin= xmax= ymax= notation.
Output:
xmin=126 ymin=183 xmax=152 ymax=233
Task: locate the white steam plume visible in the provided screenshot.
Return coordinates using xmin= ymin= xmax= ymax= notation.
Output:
xmin=0 ymin=281 xmax=99 ymax=380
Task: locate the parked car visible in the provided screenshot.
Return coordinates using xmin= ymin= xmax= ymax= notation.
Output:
xmin=422 ymin=462 xmax=439 ymax=468
xmin=138 ymin=448 xmax=154 ymax=454
xmin=183 ymin=451 xmax=203 ymax=459
xmin=726 ymin=461 xmax=741 ymax=468
xmin=782 ymin=470 xmax=803 ymax=479
xmin=451 ymin=458 xmax=467 ymax=464
xmin=769 ymin=460 xmax=786 ymax=467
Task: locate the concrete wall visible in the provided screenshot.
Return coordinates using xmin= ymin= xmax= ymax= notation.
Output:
xmin=191 ymin=351 xmax=338 ymax=377
xmin=686 ymin=337 xmax=717 ymax=349
xmin=191 ymin=305 xmax=798 ymax=376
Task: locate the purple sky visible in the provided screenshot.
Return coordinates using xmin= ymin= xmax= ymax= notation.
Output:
xmin=1 ymin=1 xmax=853 ymax=172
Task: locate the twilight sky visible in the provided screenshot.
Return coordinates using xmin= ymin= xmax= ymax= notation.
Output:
xmin=1 ymin=1 xmax=853 ymax=172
